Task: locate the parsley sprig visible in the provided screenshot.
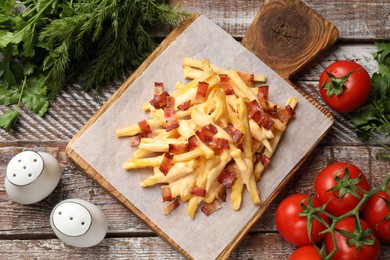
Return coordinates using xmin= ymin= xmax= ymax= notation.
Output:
xmin=0 ymin=0 xmax=185 ymax=131
xmin=351 ymin=42 xmax=390 ymax=157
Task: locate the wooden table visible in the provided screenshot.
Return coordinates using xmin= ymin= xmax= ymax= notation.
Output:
xmin=1 ymin=0 xmax=389 ymax=259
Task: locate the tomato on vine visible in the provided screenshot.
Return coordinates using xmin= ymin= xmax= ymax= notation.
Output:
xmin=314 ymin=162 xmax=370 ymax=216
xmin=324 ymin=217 xmax=380 ymax=260
xmin=363 ymin=191 xmax=390 ymax=242
xmin=319 ymin=60 xmax=371 ymax=113
xmin=276 ymin=194 xmax=329 ymax=246
xmin=289 ymin=246 xmax=322 ymax=260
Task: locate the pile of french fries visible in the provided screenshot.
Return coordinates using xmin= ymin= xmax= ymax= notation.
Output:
xmin=116 ymin=57 xmax=297 ymax=218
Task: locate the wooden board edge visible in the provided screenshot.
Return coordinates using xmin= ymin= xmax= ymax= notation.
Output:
xmin=286 ymin=79 xmax=334 ymax=122
xmin=217 ymin=121 xmax=333 ymax=259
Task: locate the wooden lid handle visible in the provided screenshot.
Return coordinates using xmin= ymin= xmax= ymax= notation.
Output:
xmin=242 ymin=0 xmax=339 ymax=80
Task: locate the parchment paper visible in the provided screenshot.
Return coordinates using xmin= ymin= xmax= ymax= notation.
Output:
xmin=70 ymin=15 xmax=332 ymax=259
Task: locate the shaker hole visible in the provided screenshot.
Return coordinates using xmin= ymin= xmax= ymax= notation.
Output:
xmin=33 ymin=159 xmax=37 ymax=162
xmin=28 ymin=173 xmax=32 ymax=177
xmin=18 ymin=160 xmax=21 ymax=163
xmin=13 ymin=173 xmax=16 ymax=177
xmin=23 ymin=166 xmax=26 ymax=169
xmin=70 ymin=217 xmax=73 ymax=221
xmin=81 ymin=222 xmax=85 ymax=225
xmin=58 ymin=211 xmax=62 ymax=215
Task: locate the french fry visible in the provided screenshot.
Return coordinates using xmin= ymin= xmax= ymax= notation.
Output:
xmin=117 ymin=57 xmax=297 ymax=218
xmin=182 ymin=57 xmax=267 ymax=82
xmin=237 ymin=98 xmax=260 ymax=205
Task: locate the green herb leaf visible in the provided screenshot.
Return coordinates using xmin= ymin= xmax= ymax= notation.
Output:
xmin=0 ymin=30 xmax=13 ymax=47
xmin=352 ymin=42 xmax=390 ymax=146
xmin=0 ymin=86 xmax=20 ymax=105
xmin=0 ymin=108 xmax=19 ymax=131
xmin=21 ymin=77 xmax=49 ymax=116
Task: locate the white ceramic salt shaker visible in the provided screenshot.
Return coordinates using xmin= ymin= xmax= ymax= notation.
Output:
xmin=5 ymin=150 xmax=61 ymax=204
xmin=50 ymin=198 xmax=108 ymax=247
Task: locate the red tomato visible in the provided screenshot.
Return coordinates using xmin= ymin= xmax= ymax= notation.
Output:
xmin=314 ymin=162 xmax=370 ymax=216
xmin=289 ymin=246 xmax=322 ymax=260
xmin=363 ymin=191 xmax=390 ymax=242
xmin=319 ymin=60 xmax=371 ymax=113
xmin=276 ymin=194 xmax=329 ymax=246
xmin=324 ymin=217 xmax=380 ymax=260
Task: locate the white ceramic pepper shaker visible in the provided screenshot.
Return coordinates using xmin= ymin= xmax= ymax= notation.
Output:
xmin=50 ymin=198 xmax=108 ymax=247
xmin=5 ymin=150 xmax=61 ymax=204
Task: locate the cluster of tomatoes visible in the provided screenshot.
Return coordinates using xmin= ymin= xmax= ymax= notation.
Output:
xmin=275 ymin=162 xmax=390 ymax=260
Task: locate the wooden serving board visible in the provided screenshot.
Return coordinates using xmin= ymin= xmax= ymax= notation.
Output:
xmin=66 ymin=0 xmax=338 ymax=259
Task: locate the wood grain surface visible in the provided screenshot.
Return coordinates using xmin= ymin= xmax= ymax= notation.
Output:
xmin=242 ymin=0 xmax=339 ymax=79
xmin=1 ymin=0 xmax=389 ymax=259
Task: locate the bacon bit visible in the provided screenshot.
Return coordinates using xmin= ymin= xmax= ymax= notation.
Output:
xmin=161 ymin=185 xmax=173 ymax=202
xmin=247 ymin=100 xmax=262 ymax=119
xmin=238 ymin=71 xmax=255 ymax=86
xmin=159 ymin=153 xmax=174 ymax=176
xmin=164 ymin=96 xmax=179 ymax=132
xmin=195 ymin=123 xmax=217 ymax=143
xmin=129 ymin=136 xmax=141 ymax=147
xmin=168 ymin=143 xmax=189 ymax=155
xmin=130 ymin=131 xmax=157 ymax=147
xmin=196 ymin=124 xmax=229 ymax=150
xmin=190 ymin=187 xmax=206 ymax=197
xmin=257 ymin=85 xmax=269 ymax=101
xmin=261 ymin=117 xmax=274 ymax=130
xmin=247 ymin=100 xmax=275 ymax=130
xmin=166 ymin=95 xmax=175 ymax=108
xmin=187 ymin=135 xmax=198 ymax=151
xmin=163 ymin=198 xmax=180 ymax=215
xmin=138 ymin=119 xmax=152 ymax=133
xmin=177 ymin=100 xmax=191 ymax=111
xmin=276 ymin=105 xmax=296 ymax=123
xmin=195 ymin=81 xmax=209 ymax=103
xmin=219 ymin=74 xmax=234 ymax=95
xmin=150 ymin=91 xmax=169 ymax=109
xmin=223 ymin=123 xmax=243 ymax=144
xmin=138 ymin=131 xmax=157 ymax=139
xmin=154 ymin=82 xmax=165 ymax=96
xmin=264 ymin=102 xmax=279 ymax=116
xmin=218 ymin=164 xmax=238 ymax=188
xmin=216 ymin=186 xmax=226 ymax=202
xmin=203 ymin=123 xmax=218 ymax=135
xmin=201 ymin=200 xmax=222 ymax=216
xmin=256 ymin=153 xmax=270 ymax=167
xmin=209 ymin=137 xmax=229 ymax=149
xmin=212 ymin=148 xmax=224 ymax=156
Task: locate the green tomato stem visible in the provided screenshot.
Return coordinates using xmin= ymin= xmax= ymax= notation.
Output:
xmin=308 ymin=172 xmax=390 ymax=259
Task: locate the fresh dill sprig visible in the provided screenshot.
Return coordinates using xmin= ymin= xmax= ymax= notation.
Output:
xmin=40 ymin=0 xmax=186 ymax=95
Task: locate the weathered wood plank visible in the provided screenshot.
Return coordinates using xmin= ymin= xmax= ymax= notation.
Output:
xmin=232 ymin=233 xmax=390 ymax=260
xmin=167 ymin=0 xmax=390 ymax=40
xmin=1 ymin=145 xmax=388 ymax=235
xmin=0 ymin=234 xmax=390 ymax=259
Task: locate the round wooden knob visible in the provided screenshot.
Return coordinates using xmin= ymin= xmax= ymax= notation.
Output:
xmin=242 ymin=0 xmax=339 ymax=80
